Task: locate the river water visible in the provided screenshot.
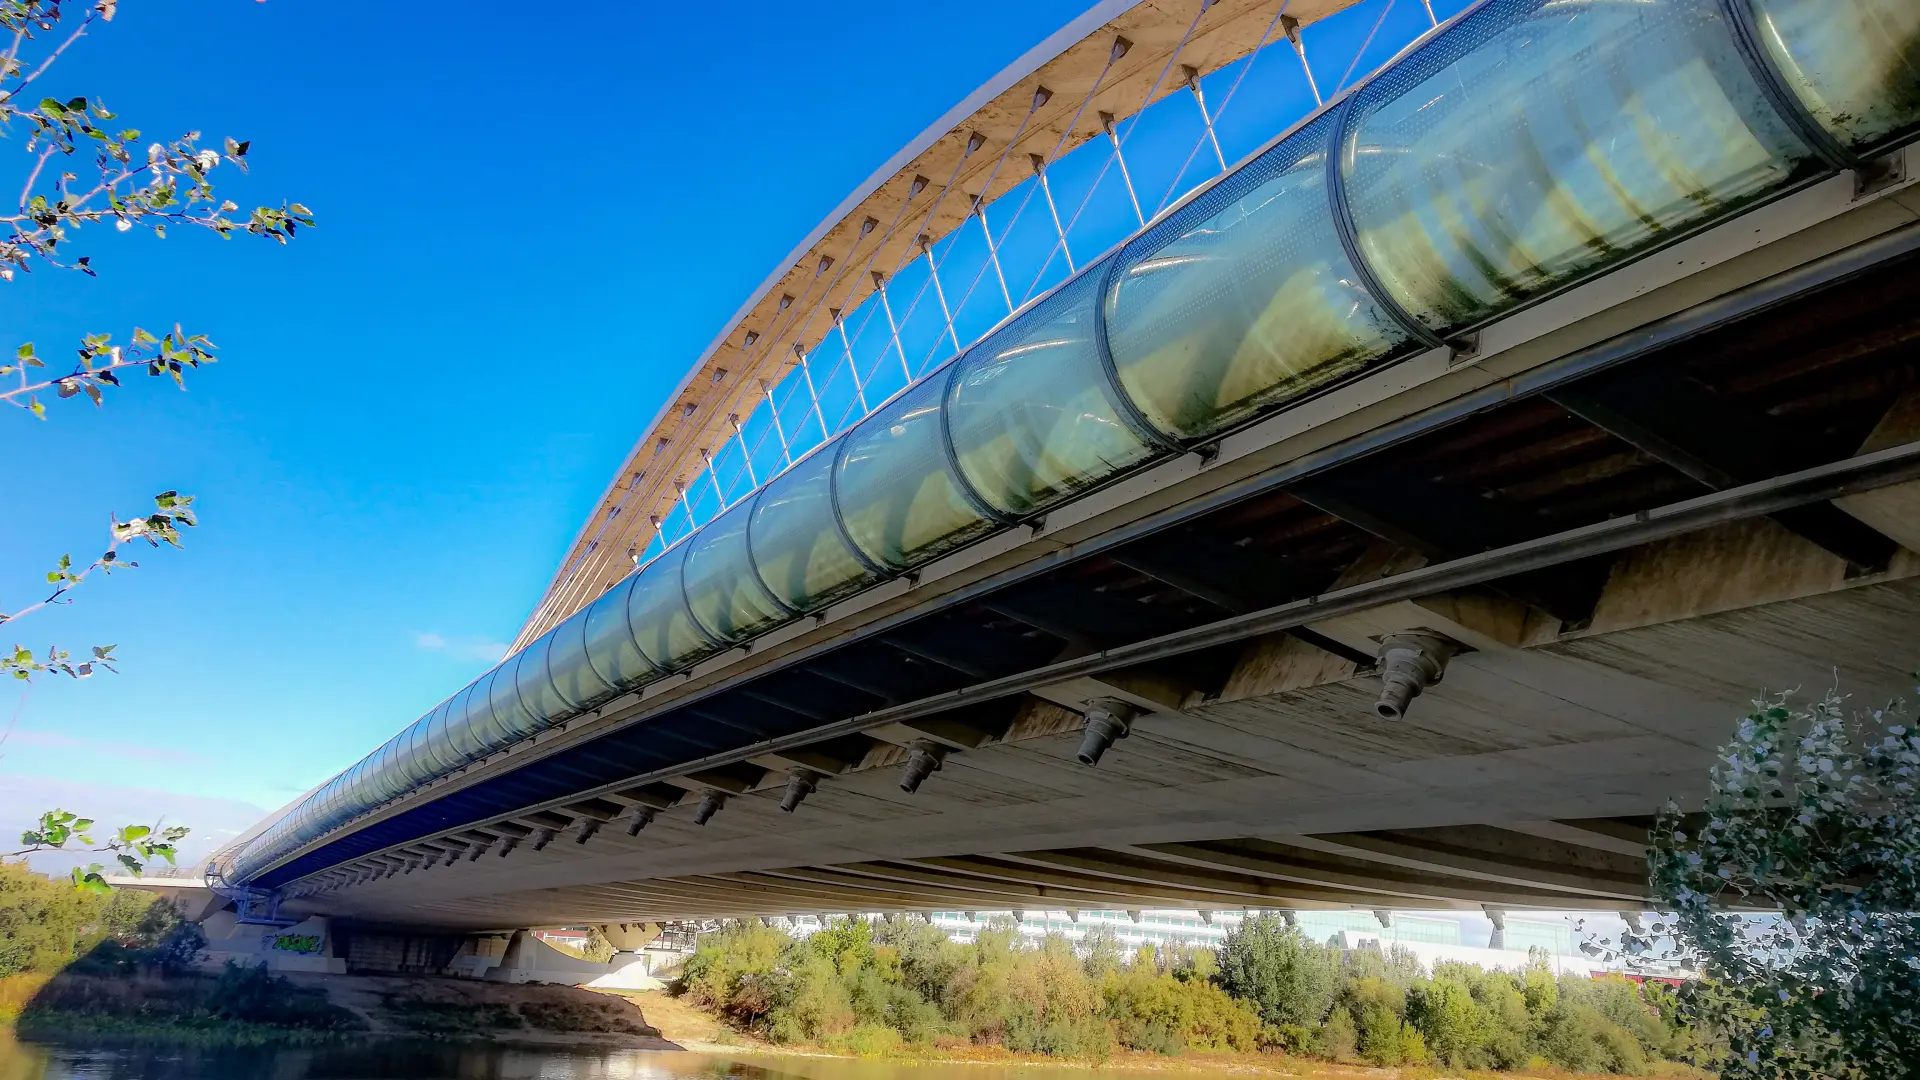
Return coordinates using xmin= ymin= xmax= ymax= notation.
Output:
xmin=0 ymin=1038 xmax=1144 ymax=1080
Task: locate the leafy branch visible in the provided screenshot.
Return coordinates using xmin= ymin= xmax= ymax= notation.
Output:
xmin=2 ymin=489 xmax=194 ymax=680
xmin=7 ymin=808 xmax=190 ymax=893
xmin=0 ymin=1 xmax=305 ymax=891
xmin=1 ymin=324 xmax=214 ymax=416
xmin=1595 ymin=684 xmax=1920 ymax=1078
xmin=0 ymin=2 xmax=313 ymax=284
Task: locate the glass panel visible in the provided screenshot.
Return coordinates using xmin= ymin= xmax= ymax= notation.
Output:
xmin=376 ymin=738 xmax=407 ymax=799
xmin=750 ymin=437 xmax=877 ymax=612
xmin=462 ymin=671 xmax=512 ymax=753
xmin=384 ymin=738 xmax=410 ymax=796
xmin=514 ymin=630 xmax=572 ymax=725
xmin=948 ymin=270 xmax=1157 ymax=515
xmin=1749 ymin=0 xmax=1920 ymax=152
xmin=393 ymin=719 xmax=420 ymax=786
xmin=682 ymin=497 xmax=790 ymax=643
xmin=400 ymin=717 xmax=435 ymax=785
xmin=424 ymin=700 xmax=461 ymax=773
xmin=423 ymin=697 xmax=463 ymax=772
xmin=625 ymin=541 xmax=718 ymax=671
xmin=837 ymin=365 xmax=996 ymax=568
xmin=547 ymin=607 xmax=614 ymax=710
xmin=447 ymin=681 xmax=489 ymax=762
xmin=340 ymin=761 xmax=365 ymax=815
xmin=364 ymin=741 xmax=395 ymax=801
xmin=582 ymin=576 xmax=655 ymax=691
xmin=1344 ymin=0 xmax=1817 ymax=334
xmin=1105 ymin=114 xmax=1415 ymax=441
xmin=489 ymin=656 xmax=541 ymax=740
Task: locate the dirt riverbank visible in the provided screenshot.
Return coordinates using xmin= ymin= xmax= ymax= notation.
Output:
xmin=2 ymin=969 xmax=678 ymax=1050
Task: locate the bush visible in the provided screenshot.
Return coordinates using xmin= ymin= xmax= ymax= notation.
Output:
xmin=1213 ymin=915 xmax=1340 ymax=1029
xmin=1322 ymin=1005 xmax=1359 ymax=1061
xmin=204 ymin=962 xmax=359 ymax=1031
xmin=829 ymin=1022 xmax=903 ymax=1057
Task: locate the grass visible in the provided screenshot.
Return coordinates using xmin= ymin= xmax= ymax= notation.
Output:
xmin=12 ymin=1010 xmax=353 ymax=1048
xmin=379 ymin=995 xmax=523 ymax=1038
xmin=2 ymin=966 xmax=364 ymax=1049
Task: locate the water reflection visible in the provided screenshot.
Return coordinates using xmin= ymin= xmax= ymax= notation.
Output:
xmin=0 ymin=1039 xmax=1159 ymax=1080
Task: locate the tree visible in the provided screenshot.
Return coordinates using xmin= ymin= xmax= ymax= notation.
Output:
xmin=0 ymin=0 xmax=310 ymax=886
xmin=1212 ymin=913 xmax=1339 ymax=1029
xmin=1638 ymin=684 xmax=1920 ymax=1079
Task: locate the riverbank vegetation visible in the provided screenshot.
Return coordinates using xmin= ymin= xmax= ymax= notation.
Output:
xmin=0 ymin=861 xmax=203 ymax=985
xmin=0 ymin=860 xmax=357 ymax=1044
xmin=678 ymin=913 xmax=1698 ymax=1073
xmin=13 ymin=964 xmax=364 ymax=1046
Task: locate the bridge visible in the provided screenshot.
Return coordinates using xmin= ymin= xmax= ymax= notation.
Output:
xmin=211 ymin=0 xmax=1920 ymax=936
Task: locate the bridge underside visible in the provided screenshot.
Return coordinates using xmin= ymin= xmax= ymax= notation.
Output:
xmin=285 ymin=199 xmax=1920 ymax=932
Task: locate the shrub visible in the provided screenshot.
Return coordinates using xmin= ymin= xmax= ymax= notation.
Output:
xmin=1213 ymin=915 xmax=1339 ymax=1029
xmin=829 ymin=1022 xmax=904 ymax=1057
xmin=204 ymin=962 xmax=359 ymax=1031
xmin=1322 ymin=1005 xmax=1358 ymax=1061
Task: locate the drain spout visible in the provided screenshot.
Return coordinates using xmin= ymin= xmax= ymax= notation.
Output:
xmin=1077 ymin=698 xmax=1141 ymax=766
xmin=899 ymin=741 xmax=948 ymax=793
xmin=624 ymin=806 xmax=655 ymax=836
xmin=693 ymin=789 xmax=729 ymax=825
xmin=781 ymin=769 xmax=822 ymax=813
xmin=1374 ymin=633 xmax=1457 ymax=720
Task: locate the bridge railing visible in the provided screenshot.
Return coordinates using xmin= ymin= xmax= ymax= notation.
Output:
xmin=225 ymin=0 xmax=1919 ymax=886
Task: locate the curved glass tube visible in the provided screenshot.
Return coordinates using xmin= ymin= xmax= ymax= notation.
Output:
xmin=514 ymin=629 xmax=572 ymax=725
xmin=749 ymin=438 xmax=877 ymax=612
xmin=582 ymin=575 xmax=655 ymax=691
xmin=1748 ymin=0 xmax=1920 ymax=153
xmin=626 ymin=541 xmax=718 ymax=671
xmin=1343 ymin=0 xmax=1817 ymax=335
xmin=683 ymin=498 xmax=791 ymax=643
xmin=1105 ymin=113 xmax=1415 ymax=441
xmin=948 ymin=271 xmax=1158 ymax=514
xmin=837 ymin=364 xmax=995 ymax=568
xmin=547 ymin=607 xmax=615 ymax=710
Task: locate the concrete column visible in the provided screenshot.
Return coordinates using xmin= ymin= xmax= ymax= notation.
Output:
xmin=1484 ymin=907 xmax=1507 ymax=951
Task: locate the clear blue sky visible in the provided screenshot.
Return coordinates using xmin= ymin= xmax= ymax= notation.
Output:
xmin=0 ymin=0 xmax=1458 ymax=858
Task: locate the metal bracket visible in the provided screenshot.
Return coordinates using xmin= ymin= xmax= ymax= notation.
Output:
xmin=1446 ymin=332 xmax=1482 ymax=367
xmin=1855 ymin=153 xmax=1909 ymax=201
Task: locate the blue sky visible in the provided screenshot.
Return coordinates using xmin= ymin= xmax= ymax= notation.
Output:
xmin=0 ymin=0 xmax=1465 ymax=860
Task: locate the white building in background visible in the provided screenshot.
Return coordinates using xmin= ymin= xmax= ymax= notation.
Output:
xmin=773 ymin=908 xmax=1606 ymax=977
